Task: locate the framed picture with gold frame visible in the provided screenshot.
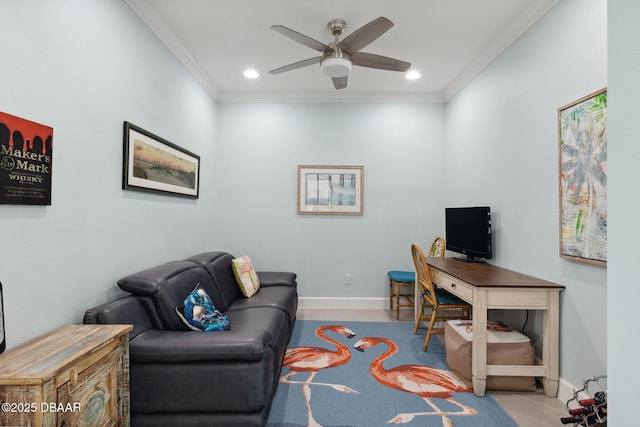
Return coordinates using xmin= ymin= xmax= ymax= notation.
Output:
xmin=297 ymin=165 xmax=364 ymax=215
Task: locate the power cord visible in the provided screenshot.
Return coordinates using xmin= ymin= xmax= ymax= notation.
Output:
xmin=521 ymin=310 xmax=529 ymax=334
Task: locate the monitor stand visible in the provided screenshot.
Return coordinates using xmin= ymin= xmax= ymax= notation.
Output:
xmin=453 ymin=255 xmax=486 ymax=263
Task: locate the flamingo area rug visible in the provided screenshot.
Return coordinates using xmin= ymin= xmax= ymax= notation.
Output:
xmin=266 ymin=320 xmax=518 ymax=427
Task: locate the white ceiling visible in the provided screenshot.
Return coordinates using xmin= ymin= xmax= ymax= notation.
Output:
xmin=125 ymin=0 xmax=559 ymax=103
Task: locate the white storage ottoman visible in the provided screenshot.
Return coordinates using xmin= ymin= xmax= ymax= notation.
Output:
xmin=444 ymin=320 xmax=536 ymax=392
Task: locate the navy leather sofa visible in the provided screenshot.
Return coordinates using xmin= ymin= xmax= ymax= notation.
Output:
xmin=83 ymin=251 xmax=297 ymax=427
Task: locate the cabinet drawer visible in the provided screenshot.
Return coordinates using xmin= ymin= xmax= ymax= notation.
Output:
xmin=432 ymin=270 xmax=472 ymax=303
xmin=57 ymin=352 xmax=119 ymax=427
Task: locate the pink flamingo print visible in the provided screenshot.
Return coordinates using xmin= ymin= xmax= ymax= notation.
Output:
xmin=354 ymin=336 xmax=477 ymax=426
xmin=280 ymin=325 xmax=358 ymax=427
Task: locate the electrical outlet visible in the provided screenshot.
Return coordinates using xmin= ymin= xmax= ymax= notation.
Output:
xmin=344 ymin=273 xmax=352 ymax=285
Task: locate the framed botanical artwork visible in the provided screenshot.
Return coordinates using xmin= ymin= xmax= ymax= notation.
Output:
xmin=558 ymin=88 xmax=607 ymax=265
xmin=123 ymin=121 xmax=200 ymax=198
xmin=297 ymin=165 xmax=364 ymax=215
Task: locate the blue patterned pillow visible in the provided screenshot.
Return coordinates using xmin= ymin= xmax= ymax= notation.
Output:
xmin=175 ymin=284 xmax=230 ymax=331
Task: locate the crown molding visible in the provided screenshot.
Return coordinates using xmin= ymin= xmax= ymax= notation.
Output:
xmin=442 ymin=0 xmax=560 ymax=101
xmin=217 ymin=91 xmax=445 ymax=103
xmin=126 ymin=0 xmax=558 ymax=104
xmin=124 ymin=0 xmax=221 ymax=99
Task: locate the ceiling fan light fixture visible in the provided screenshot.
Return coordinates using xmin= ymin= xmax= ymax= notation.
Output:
xmin=243 ymin=69 xmax=260 ymax=79
xmin=271 ymin=17 xmax=409 ymax=89
xmin=405 ymin=71 xmax=421 ymax=80
xmin=321 ymin=57 xmax=352 ymax=78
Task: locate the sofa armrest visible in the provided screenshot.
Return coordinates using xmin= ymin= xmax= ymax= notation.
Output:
xmin=257 ymin=271 xmax=297 ymax=288
xmin=83 ymin=296 xmax=156 ymax=339
xmin=129 ymin=329 xmax=271 ymax=362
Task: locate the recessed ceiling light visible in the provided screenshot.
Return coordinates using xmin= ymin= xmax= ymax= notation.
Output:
xmin=405 ymin=71 xmax=421 ymax=80
xmin=243 ymin=69 xmax=259 ymax=79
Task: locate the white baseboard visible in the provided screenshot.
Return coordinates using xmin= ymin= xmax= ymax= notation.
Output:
xmin=557 ymin=377 xmax=587 ymax=405
xmin=298 ymin=296 xmax=389 ymax=310
xmin=298 ymin=296 xmax=576 ymax=403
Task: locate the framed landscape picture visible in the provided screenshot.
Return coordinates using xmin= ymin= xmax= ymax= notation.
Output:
xmin=123 ymin=122 xmax=200 ymax=198
xmin=558 ymin=88 xmax=607 ymax=265
xmin=297 ymin=165 xmax=364 ymax=215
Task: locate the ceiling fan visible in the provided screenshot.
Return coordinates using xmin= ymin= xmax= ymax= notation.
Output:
xmin=269 ymin=17 xmax=411 ymax=90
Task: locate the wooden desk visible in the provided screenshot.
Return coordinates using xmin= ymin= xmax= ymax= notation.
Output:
xmin=424 ymin=257 xmax=565 ymax=397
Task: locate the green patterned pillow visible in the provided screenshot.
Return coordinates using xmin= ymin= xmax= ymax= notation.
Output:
xmin=232 ymin=256 xmax=261 ymax=297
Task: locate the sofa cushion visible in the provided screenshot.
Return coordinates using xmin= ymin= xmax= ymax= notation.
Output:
xmin=175 ymin=284 xmax=230 ymax=331
xmin=118 ymin=260 xmax=221 ymax=331
xmin=130 ymin=329 xmax=273 ymax=362
xmin=232 ymin=255 xmax=261 ymax=297
xmin=227 ymin=286 xmax=297 ymax=313
xmin=128 ymin=306 xmax=287 ymax=363
xmin=227 ymin=285 xmax=297 ymax=331
xmin=186 ymin=252 xmax=243 ymax=310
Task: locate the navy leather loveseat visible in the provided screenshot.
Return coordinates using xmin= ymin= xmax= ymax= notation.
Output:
xmin=83 ymin=251 xmax=297 ymax=427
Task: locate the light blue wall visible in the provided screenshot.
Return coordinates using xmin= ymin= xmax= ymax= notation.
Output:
xmin=0 ymin=0 xmax=218 ymax=347
xmin=1 ymin=0 xmax=628 ymax=412
xmin=608 ymin=0 xmax=639 ymax=424
xmin=214 ymin=0 xmax=610 ymax=393
xmin=215 ymin=102 xmax=446 ymax=298
xmin=444 ymin=0 xmax=607 ymax=389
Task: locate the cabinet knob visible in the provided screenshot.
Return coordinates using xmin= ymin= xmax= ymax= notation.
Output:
xmin=70 ymin=368 xmax=78 ymax=387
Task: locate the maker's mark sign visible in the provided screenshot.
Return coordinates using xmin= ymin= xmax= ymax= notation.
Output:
xmin=0 ymin=112 xmax=53 ymax=205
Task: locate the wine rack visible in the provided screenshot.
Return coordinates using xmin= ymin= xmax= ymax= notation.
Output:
xmin=561 ymin=375 xmax=607 ymax=426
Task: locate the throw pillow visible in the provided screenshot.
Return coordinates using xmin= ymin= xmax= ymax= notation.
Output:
xmin=175 ymin=283 xmax=230 ymax=331
xmin=232 ymin=255 xmax=261 ymax=297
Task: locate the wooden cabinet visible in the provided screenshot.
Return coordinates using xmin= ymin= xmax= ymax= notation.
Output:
xmin=0 ymin=324 xmax=132 ymax=427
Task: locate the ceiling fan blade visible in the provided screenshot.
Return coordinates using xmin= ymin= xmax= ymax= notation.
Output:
xmin=351 ymin=52 xmax=411 ymax=72
xmin=339 ymin=17 xmax=393 ymax=53
xmin=269 ymin=57 xmax=321 ymax=74
xmin=332 ymin=75 xmax=348 ymax=90
xmin=271 ymin=25 xmax=330 ymax=52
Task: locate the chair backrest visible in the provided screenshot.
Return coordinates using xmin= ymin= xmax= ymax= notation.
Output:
xmin=429 ymin=237 xmax=445 ymax=258
xmin=411 ymin=243 xmax=436 ymax=308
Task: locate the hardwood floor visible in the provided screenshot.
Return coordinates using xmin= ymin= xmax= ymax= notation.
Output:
xmin=297 ymin=307 xmax=568 ymax=427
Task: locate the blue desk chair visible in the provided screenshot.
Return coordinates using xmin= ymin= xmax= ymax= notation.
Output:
xmin=387 ymin=270 xmax=415 ymax=320
xmin=388 ymin=237 xmax=448 ymax=321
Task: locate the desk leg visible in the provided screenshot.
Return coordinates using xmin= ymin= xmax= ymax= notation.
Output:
xmin=471 ymin=288 xmax=488 ymax=396
xmin=542 ymin=290 xmax=560 ymax=397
